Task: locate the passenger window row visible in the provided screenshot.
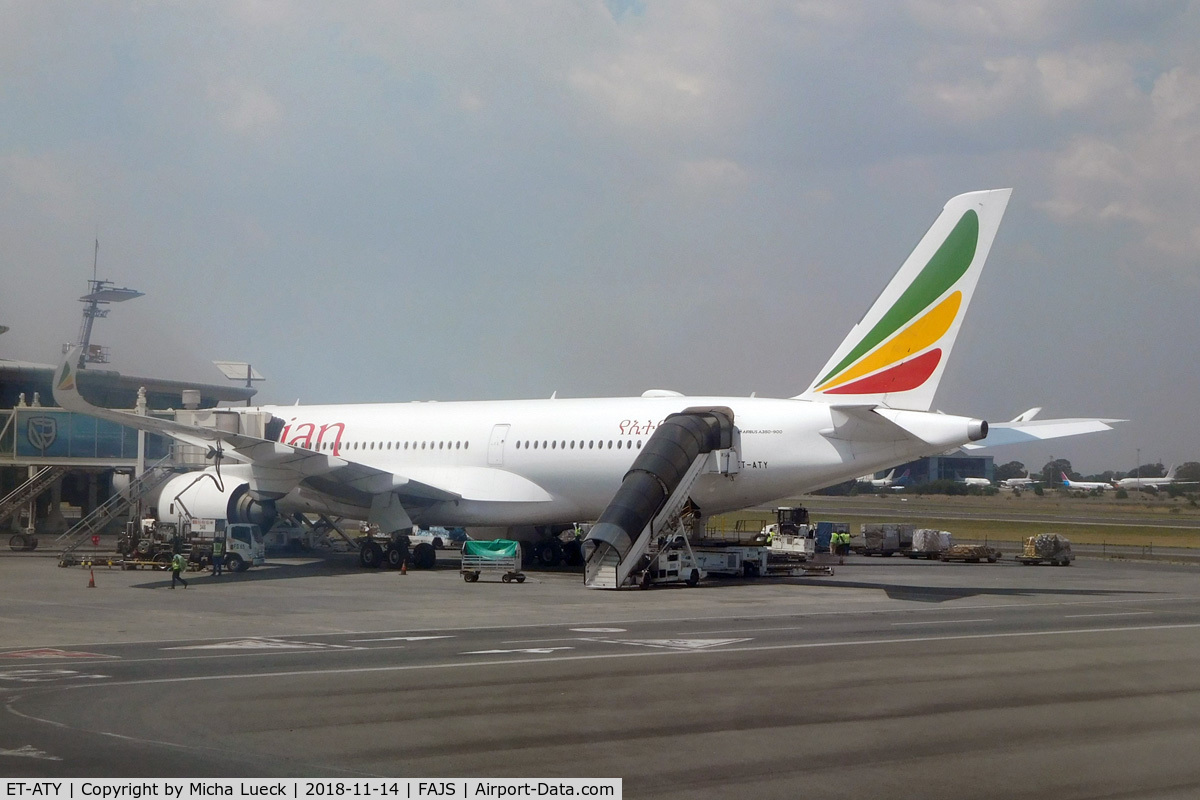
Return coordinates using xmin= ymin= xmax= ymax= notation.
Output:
xmin=314 ymin=438 xmax=644 ymax=454
xmin=317 ymin=440 xmax=471 ymax=451
xmin=514 ymin=439 xmax=643 ymax=451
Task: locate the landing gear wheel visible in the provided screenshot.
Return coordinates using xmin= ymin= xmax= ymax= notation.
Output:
xmin=385 ymin=545 xmax=406 ymax=569
xmin=515 ymin=574 xmax=525 ymax=583
xmin=226 ymin=554 xmax=246 ymax=573
xmin=502 ymin=574 xmax=512 ymax=583
xmin=9 ymin=533 xmax=38 ymax=551
xmin=359 ymin=543 xmax=384 ymax=569
xmin=412 ymin=542 xmax=437 ymax=569
xmin=562 ymin=539 xmax=584 ymax=566
xmin=686 ymin=569 xmax=700 ymax=587
xmin=536 ymin=539 xmax=564 ymax=568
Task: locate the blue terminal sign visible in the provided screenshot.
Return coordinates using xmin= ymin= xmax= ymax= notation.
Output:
xmin=13 ymin=409 xmax=169 ymax=461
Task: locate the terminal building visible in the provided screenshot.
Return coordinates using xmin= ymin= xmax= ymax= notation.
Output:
xmin=863 ymin=453 xmax=995 ymax=486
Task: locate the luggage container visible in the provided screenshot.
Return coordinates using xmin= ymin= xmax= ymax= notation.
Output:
xmin=909 ymin=529 xmax=952 ymax=559
xmin=861 ymin=523 xmax=914 ymax=556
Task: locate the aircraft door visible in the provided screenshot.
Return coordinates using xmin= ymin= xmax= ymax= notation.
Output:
xmin=487 ymin=424 xmax=510 ymax=466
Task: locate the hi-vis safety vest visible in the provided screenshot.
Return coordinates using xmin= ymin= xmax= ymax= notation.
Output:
xmin=213 ymin=539 xmax=225 ymax=556
xmin=171 ymin=553 xmax=185 ymax=571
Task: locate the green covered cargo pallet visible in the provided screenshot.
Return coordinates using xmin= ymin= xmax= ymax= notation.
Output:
xmin=461 ymin=539 xmax=524 ymax=583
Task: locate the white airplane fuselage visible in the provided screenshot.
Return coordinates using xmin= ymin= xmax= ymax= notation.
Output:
xmin=1113 ymin=472 xmax=1176 ymax=490
xmin=258 ymin=395 xmax=978 ymax=527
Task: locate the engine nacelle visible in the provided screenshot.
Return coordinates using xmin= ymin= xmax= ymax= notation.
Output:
xmin=152 ymin=470 xmax=278 ymax=530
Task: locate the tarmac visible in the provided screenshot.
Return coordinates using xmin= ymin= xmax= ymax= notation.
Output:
xmin=2 ymin=546 xmax=1199 ymax=798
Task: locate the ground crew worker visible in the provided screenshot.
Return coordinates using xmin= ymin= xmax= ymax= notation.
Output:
xmin=212 ymin=536 xmax=225 ymax=577
xmin=170 ymin=551 xmax=188 ymax=589
xmin=834 ymin=530 xmax=850 ymax=565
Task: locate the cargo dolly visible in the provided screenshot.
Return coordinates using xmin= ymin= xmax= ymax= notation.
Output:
xmin=461 ymin=539 xmax=526 ymax=583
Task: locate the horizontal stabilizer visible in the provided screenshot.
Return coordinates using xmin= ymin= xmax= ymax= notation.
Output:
xmin=962 ymin=417 xmax=1124 ymax=450
xmin=823 ymin=404 xmax=986 ymax=450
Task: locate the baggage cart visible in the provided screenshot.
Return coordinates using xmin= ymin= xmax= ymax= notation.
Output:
xmin=461 ymin=539 xmax=525 ymax=583
xmin=939 ymin=544 xmax=1002 ymax=563
xmin=1016 ymin=533 xmax=1074 ymax=566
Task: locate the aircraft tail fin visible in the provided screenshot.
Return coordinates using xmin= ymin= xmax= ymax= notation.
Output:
xmin=797 ymin=189 xmax=1012 ymax=410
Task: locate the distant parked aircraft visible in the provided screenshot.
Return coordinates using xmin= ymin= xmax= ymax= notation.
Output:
xmin=956 ymin=474 xmax=992 ymax=488
xmin=857 ymin=468 xmax=910 ymax=489
xmin=1060 ymin=472 xmax=1112 ymax=492
xmin=1000 ymin=470 xmax=1038 ymax=489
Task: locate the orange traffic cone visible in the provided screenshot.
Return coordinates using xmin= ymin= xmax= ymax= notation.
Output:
xmin=400 ymin=559 xmax=407 ymax=575
xmin=87 ymin=568 xmax=96 ymax=588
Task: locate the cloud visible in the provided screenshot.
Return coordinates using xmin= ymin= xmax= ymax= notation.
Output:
xmin=0 ymin=152 xmax=82 ymax=219
xmin=206 ymin=79 xmax=284 ymax=138
xmin=1041 ymin=66 xmax=1200 ymax=266
xmin=676 ymin=158 xmax=750 ymax=194
xmin=910 ymin=45 xmax=1145 ymax=126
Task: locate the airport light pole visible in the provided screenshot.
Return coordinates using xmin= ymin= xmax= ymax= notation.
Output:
xmin=213 ymin=361 xmax=265 ymax=406
xmin=62 ymin=241 xmax=144 ymax=367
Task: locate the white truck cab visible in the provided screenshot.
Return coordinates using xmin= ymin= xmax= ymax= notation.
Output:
xmin=224 ymin=523 xmax=266 ymax=571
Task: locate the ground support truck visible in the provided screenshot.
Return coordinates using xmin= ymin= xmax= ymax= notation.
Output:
xmin=185 ymin=519 xmax=265 ymax=573
xmin=101 ymin=518 xmax=264 ymax=572
xmin=1016 ymin=533 xmax=1074 ymax=566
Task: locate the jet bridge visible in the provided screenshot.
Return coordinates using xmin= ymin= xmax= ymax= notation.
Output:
xmin=583 ymin=408 xmax=738 ymax=589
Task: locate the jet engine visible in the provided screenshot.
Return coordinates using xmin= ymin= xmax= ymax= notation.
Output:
xmin=152 ymin=470 xmax=278 ymax=530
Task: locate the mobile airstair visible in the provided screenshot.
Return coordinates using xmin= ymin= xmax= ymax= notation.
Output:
xmin=55 ymin=455 xmax=179 ymax=558
xmin=3 ymin=466 xmax=69 ymax=550
xmin=583 ymin=408 xmax=739 ymax=589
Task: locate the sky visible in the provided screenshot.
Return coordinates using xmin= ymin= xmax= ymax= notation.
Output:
xmin=1 ymin=0 xmax=1198 ymax=476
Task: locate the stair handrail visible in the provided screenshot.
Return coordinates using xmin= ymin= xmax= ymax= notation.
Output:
xmin=54 ymin=454 xmax=179 ymax=551
xmin=0 ymin=466 xmax=68 ymax=526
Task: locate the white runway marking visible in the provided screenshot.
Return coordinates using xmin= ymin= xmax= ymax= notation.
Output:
xmin=165 ymin=638 xmax=353 ymax=651
xmin=569 ymin=627 xmax=627 ymax=633
xmin=1063 ymin=611 xmax=1155 ymax=618
xmin=0 ymin=648 xmax=114 ymax=660
xmin=0 ymin=745 xmax=61 ymax=761
xmin=598 ymin=638 xmax=753 ymax=650
xmin=60 ymin=622 xmax=1200 ymax=689
xmin=0 ymin=669 xmax=109 ymax=683
xmin=892 ymin=619 xmax=994 ymax=626
xmin=349 ymin=635 xmax=455 ymax=643
xmin=462 ymin=647 xmax=575 ymax=655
